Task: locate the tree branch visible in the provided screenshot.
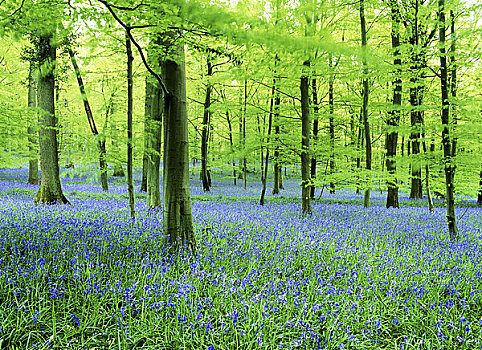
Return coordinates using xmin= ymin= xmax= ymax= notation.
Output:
xmin=98 ymin=0 xmax=169 ymax=97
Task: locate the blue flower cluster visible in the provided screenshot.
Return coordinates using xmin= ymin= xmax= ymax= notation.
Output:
xmin=1 ymin=167 xmax=482 ymax=349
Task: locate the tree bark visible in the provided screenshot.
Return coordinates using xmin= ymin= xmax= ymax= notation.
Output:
xmin=140 ymin=78 xmax=154 ymax=192
xmin=34 ymin=33 xmax=69 ymax=205
xmin=201 ymin=55 xmax=213 ymax=192
xmin=126 ymin=29 xmax=136 ymax=219
xmin=260 ymin=78 xmax=275 ymax=206
xmin=147 ymin=80 xmax=162 ymax=210
xmin=27 ymin=60 xmax=39 ymax=185
xmin=226 ymin=110 xmax=236 ymax=185
xmin=360 ymin=0 xmax=372 ymax=209
xmin=386 ymin=0 xmax=401 ymax=209
xmin=243 ymin=79 xmax=247 ymax=190
xmin=145 ymin=35 xmax=163 ymax=210
xmin=300 ymin=60 xmax=312 ymax=215
xmin=67 ymin=47 xmax=108 ymax=191
xmin=438 ymin=0 xmax=458 ymax=241
xmin=162 ymin=30 xmax=197 ymax=253
xmin=478 ymin=167 xmax=482 ymax=205
xmin=408 ymin=0 xmax=424 ymax=199
xmin=328 ymin=55 xmax=335 ymax=194
xmin=310 ymin=77 xmax=319 ymax=199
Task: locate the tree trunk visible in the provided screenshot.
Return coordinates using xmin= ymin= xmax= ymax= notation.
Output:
xmin=126 ymin=29 xmax=136 ymax=219
xmin=386 ymin=0 xmax=401 ymax=209
xmin=34 ymin=33 xmax=69 ymax=205
xmin=27 ymin=60 xmax=39 ymax=185
xmin=328 ymin=55 xmax=335 ymax=194
xmin=310 ymin=77 xmax=319 ymax=199
xmin=260 ymin=78 xmax=275 ymax=206
xmin=162 ymin=30 xmax=197 ymax=253
xmin=140 ymin=78 xmax=154 ymax=192
xmin=408 ymin=0 xmax=423 ymax=199
xmin=360 ymin=0 xmax=371 ymax=209
xmin=272 ymin=84 xmax=281 ymax=194
xmin=438 ymin=0 xmax=458 ymax=241
xmin=272 ymin=124 xmax=280 ymax=194
xmin=422 ymin=134 xmax=434 ymax=212
xmin=147 ymin=81 xmax=162 ymax=210
xmin=243 ymin=79 xmax=247 ymax=190
xmin=201 ymin=55 xmax=213 ymax=192
xmin=226 ymin=110 xmax=236 ymax=185
xmin=300 ymin=60 xmax=312 ymax=215
xmin=67 ymin=47 xmax=108 ymax=191
xmin=478 ymin=167 xmax=482 ymax=205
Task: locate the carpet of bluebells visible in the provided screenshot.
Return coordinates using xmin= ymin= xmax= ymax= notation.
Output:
xmin=2 ymin=166 xmax=482 ymax=350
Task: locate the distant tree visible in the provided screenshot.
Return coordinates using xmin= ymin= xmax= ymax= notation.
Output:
xmin=300 ymin=60 xmax=312 ymax=215
xmin=67 ymin=43 xmax=108 ymax=191
xmin=201 ymin=53 xmax=213 ymax=192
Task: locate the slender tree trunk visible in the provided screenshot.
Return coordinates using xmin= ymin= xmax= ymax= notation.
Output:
xmin=439 ymin=0 xmax=458 ymax=240
xmin=300 ymin=60 xmax=312 ymax=215
xmin=310 ymin=77 xmax=319 ymax=199
xmin=478 ymin=167 xmax=482 ymax=205
xmin=140 ymin=78 xmax=154 ymax=192
xmin=147 ymin=81 xmax=162 ymax=210
xmin=409 ymin=1 xmax=423 ymax=199
xmin=226 ymin=111 xmax=236 ymax=185
xmin=272 ymin=87 xmax=281 ymax=194
xmin=126 ymin=29 xmax=135 ymax=219
xmin=272 ymin=124 xmax=280 ymax=194
xmin=260 ymin=78 xmax=275 ymax=205
xmin=162 ymin=30 xmax=197 ymax=253
xmin=386 ymin=0 xmax=401 ymax=208
xmin=360 ymin=0 xmax=372 ymax=208
xmin=328 ymin=55 xmax=335 ymax=194
xmin=27 ymin=60 xmax=39 ymax=185
xmin=34 ymin=33 xmax=69 ymax=204
xmin=201 ymin=55 xmax=212 ymax=192
xmin=68 ymin=47 xmax=108 ymax=191
xmin=243 ymin=79 xmax=247 ymax=190
xmin=422 ymin=134 xmax=434 ymax=212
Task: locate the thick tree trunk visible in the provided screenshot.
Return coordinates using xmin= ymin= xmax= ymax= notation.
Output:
xmin=27 ymin=60 xmax=39 ymax=185
xmin=140 ymin=79 xmax=154 ymax=192
xmin=310 ymin=77 xmax=319 ymax=199
xmin=201 ymin=55 xmax=213 ymax=192
xmin=162 ymin=31 xmax=197 ymax=253
xmin=68 ymin=47 xmax=108 ymax=191
xmin=147 ymin=82 xmax=162 ymax=210
xmin=300 ymin=60 xmax=312 ymax=215
xmin=126 ymin=29 xmax=136 ymax=219
xmin=439 ymin=0 xmax=458 ymax=240
xmin=34 ymin=34 xmax=69 ymax=205
xmin=386 ymin=0 xmax=401 ymax=208
xmin=360 ymin=0 xmax=372 ymax=209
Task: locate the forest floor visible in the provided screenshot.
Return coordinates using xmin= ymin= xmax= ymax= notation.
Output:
xmin=1 ymin=166 xmax=482 ymax=349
